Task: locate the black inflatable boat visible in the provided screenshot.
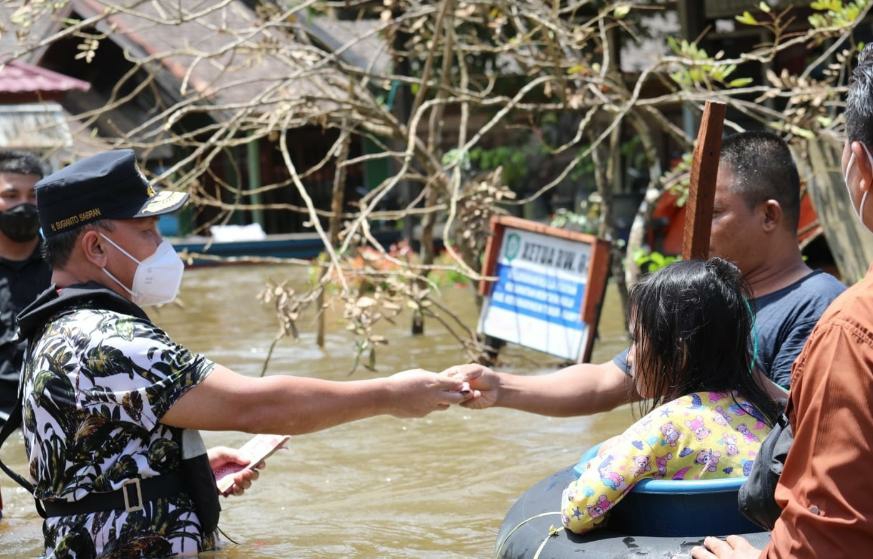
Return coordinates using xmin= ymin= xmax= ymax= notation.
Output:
xmin=496 ymin=445 xmax=770 ymax=558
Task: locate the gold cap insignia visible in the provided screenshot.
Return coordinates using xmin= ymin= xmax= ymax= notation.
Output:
xmin=134 ymin=163 xmax=155 ymax=197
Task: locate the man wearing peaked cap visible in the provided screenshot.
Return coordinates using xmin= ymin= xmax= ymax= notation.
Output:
xmin=0 ymin=149 xmax=476 ymax=558
xmin=36 ymin=149 xmax=187 ymax=237
xmin=34 ymin=149 xmax=188 ymax=307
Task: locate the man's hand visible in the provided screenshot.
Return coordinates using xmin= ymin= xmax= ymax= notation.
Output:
xmin=443 ymin=363 xmax=498 ymax=409
xmin=386 ymin=369 xmax=469 ymax=418
xmin=691 ymin=536 xmax=761 ymax=559
xmin=207 ymin=446 xmax=265 ymax=497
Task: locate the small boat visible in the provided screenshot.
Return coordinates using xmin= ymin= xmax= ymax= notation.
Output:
xmin=170 ymin=230 xmax=403 ymax=266
xmin=496 ymin=444 xmax=770 ymax=558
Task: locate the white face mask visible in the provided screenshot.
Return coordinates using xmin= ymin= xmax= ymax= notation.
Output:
xmin=100 ymin=234 xmax=184 ymax=306
xmin=843 ymin=142 xmax=873 ymax=228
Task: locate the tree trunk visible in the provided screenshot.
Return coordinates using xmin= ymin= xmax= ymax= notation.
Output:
xmin=623 ymin=111 xmax=665 ymax=303
xmin=317 ymin=126 xmax=352 ymax=347
xmin=414 ymin=0 xmax=455 ymax=335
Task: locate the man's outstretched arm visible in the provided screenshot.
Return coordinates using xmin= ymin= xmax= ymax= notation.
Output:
xmin=162 ymin=365 xmax=474 ymax=434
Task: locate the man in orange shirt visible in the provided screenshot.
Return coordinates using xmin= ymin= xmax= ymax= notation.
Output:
xmin=693 ymin=44 xmax=873 ymax=559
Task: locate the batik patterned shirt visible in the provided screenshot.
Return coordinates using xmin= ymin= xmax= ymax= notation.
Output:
xmin=21 ymin=307 xmax=215 ymax=558
xmin=561 ymin=391 xmax=772 ymax=534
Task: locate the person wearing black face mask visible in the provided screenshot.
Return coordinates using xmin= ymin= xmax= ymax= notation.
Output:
xmin=0 ymin=202 xmax=40 ymax=243
xmin=0 ymin=150 xmax=50 ymax=427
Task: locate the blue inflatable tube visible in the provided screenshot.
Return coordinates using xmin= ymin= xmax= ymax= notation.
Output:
xmin=495 ymin=444 xmax=770 ymax=558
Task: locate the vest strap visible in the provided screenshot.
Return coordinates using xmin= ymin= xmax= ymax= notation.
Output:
xmin=41 ymin=471 xmax=185 ymax=517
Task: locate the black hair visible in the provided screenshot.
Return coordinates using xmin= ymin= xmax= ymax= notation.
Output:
xmin=847 ymin=44 xmax=873 ymax=148
xmin=630 ymin=258 xmax=779 ymax=426
xmin=42 ymin=220 xmax=114 ymax=269
xmin=0 ymin=150 xmax=46 ymax=178
xmin=719 ymin=131 xmax=801 ymax=231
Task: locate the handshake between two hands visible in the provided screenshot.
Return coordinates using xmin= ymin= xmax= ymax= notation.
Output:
xmin=386 ymin=363 xmax=498 ymax=418
xmin=206 ymin=364 xmax=499 ymax=497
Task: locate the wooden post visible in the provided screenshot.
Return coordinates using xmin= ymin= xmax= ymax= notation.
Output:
xmin=682 ymin=101 xmax=726 ymax=260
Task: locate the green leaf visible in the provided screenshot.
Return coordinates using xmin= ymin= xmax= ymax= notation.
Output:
xmin=614 ymin=4 xmax=631 ymax=18
xmin=736 ymin=11 xmax=758 ymax=25
xmin=727 ymin=77 xmax=754 ymax=87
xmin=759 ymin=2 xmax=771 ymax=13
xmin=816 ymin=115 xmax=834 ymax=127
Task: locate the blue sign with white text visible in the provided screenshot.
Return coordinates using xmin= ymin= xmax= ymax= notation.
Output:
xmin=489 ymin=264 xmax=585 ymax=330
xmin=479 ymin=228 xmax=593 ymax=360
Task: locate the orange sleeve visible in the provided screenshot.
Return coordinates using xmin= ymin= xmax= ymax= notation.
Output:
xmin=763 ymin=319 xmax=873 ymax=558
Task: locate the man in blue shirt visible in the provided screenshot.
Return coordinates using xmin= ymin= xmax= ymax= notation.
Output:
xmin=451 ymin=131 xmax=844 ymax=415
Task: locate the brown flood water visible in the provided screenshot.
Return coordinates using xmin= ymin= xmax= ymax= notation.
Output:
xmin=0 ymin=264 xmax=634 ymax=558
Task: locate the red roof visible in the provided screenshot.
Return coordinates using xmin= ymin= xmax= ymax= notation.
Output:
xmin=0 ymin=60 xmax=89 ymax=95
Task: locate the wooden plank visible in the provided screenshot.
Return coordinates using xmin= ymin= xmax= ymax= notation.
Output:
xmin=478 ymin=216 xmax=506 ymax=297
xmin=581 ymin=238 xmax=611 ymax=326
xmin=492 ymin=215 xmax=605 ymax=245
xmin=682 ymin=101 xmax=726 ymax=260
xmin=804 ymin=139 xmax=873 ymax=283
xmin=579 ymin=239 xmax=611 ymax=363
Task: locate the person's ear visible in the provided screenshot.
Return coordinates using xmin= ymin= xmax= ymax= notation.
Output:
xmin=851 ymin=141 xmax=872 ymax=193
xmin=761 ymin=200 xmax=782 ymax=232
xmin=842 ymin=141 xmax=853 ymax=175
xmin=80 ymin=229 xmax=108 ymax=268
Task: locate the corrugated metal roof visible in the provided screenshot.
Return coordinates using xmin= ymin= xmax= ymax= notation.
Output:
xmin=0 ymin=102 xmax=72 ymax=150
xmin=0 ymin=60 xmax=89 ymax=95
xmin=0 ymin=6 xmax=65 ymax=66
xmin=72 ymin=0 xmax=343 ymax=116
xmin=304 ymin=17 xmax=392 ymax=76
xmin=0 ymin=102 xmax=117 ymax=168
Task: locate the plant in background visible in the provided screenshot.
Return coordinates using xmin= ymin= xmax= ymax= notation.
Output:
xmin=342 ymin=284 xmax=404 ymax=373
xmin=550 ymin=193 xmax=603 ymax=235
xmin=662 ymin=153 xmax=694 ymax=208
xmin=334 ymin=241 xmax=416 ymax=291
xmin=468 ymin=146 xmax=528 ymax=189
xmin=666 ymin=37 xmax=753 ymax=90
xmin=809 ymin=0 xmax=867 ymax=34
xmin=432 ymin=251 xmax=472 ymax=287
xmin=450 ymin=166 xmax=516 ymax=272
xmin=8 ymin=0 xmax=868 ymax=369
xmin=633 ymin=248 xmax=680 ymax=275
